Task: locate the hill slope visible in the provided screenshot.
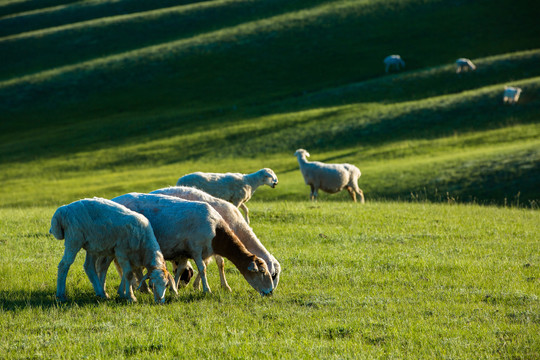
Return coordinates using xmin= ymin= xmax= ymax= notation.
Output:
xmin=0 ymin=0 xmax=539 ymax=206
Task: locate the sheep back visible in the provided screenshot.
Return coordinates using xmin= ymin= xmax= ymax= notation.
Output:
xmin=49 ymin=198 xmax=157 ymax=254
xmin=302 ymin=162 xmax=360 ymax=193
xmin=112 ymin=193 xmax=223 ymax=260
xmin=176 ymin=172 xmax=247 ymax=205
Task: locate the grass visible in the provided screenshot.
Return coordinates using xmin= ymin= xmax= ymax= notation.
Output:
xmin=1 ymin=0 xmax=539 ymax=357
xmin=1 ymin=202 xmax=539 ymax=358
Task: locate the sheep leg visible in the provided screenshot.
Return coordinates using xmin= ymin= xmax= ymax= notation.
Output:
xmin=193 ymin=256 xmax=211 ymax=293
xmin=215 ymin=255 xmax=232 ymax=292
xmin=83 ymin=253 xmax=109 ymax=299
xmin=309 ymin=185 xmax=317 ymax=201
xmin=239 ymin=203 xmax=250 ymax=224
xmin=115 ymin=256 xmax=137 ymax=302
xmin=346 ymin=187 xmax=357 ymax=202
xmin=193 ymin=257 xmax=212 ymax=291
xmin=96 ymin=255 xmax=114 ymax=294
xmin=56 ymin=247 xmax=79 ymax=302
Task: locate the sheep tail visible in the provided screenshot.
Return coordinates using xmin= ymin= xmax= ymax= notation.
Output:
xmin=49 ymin=210 xmax=65 ymax=240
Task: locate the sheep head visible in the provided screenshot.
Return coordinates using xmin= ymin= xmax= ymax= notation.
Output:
xmin=261 ymin=168 xmax=279 ymax=188
xmin=139 ymin=267 xmax=178 ymax=304
xmin=294 ymin=149 xmax=310 ymax=159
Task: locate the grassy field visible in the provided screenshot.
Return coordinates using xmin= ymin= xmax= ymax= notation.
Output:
xmin=1 ymin=202 xmax=539 ymax=358
xmin=1 ymin=0 xmax=539 ymax=357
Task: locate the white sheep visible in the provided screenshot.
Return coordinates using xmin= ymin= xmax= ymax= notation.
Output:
xmin=109 ymin=193 xmax=274 ymax=296
xmin=150 ymin=186 xmax=281 ymax=291
xmin=294 ymin=149 xmax=364 ymax=203
xmin=176 ymin=168 xmax=278 ymax=224
xmin=384 ymin=55 xmax=405 ymax=73
xmin=503 ymin=86 xmax=522 ymax=104
xmin=49 ymin=198 xmax=177 ymax=303
xmin=456 ymin=58 xmax=476 ymax=73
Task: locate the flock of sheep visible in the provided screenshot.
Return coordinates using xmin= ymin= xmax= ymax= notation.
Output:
xmin=50 ymin=149 xmax=364 ymax=303
xmin=50 ymin=54 xmax=522 ymax=304
xmin=384 ymin=55 xmax=523 ymax=104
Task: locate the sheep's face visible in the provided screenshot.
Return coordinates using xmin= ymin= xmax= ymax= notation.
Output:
xmin=243 ymin=257 xmax=274 ymax=296
xmin=262 ymin=169 xmax=279 ymax=188
xmin=147 ymin=269 xmax=178 ymax=304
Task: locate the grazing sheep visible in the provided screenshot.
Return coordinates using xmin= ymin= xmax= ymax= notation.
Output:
xmin=49 ymin=198 xmax=177 ymax=303
xmin=150 ymin=186 xmax=281 ymax=291
xmin=503 ymin=86 xmax=522 ymax=104
xmin=176 ymin=168 xmax=278 ymax=224
xmin=294 ymin=149 xmax=364 ymax=203
xmin=384 ymin=55 xmax=405 ymax=73
xmin=110 ymin=193 xmax=274 ymax=296
xmin=456 ymin=58 xmax=476 ymax=73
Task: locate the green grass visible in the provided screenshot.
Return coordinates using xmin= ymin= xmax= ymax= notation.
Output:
xmin=1 ymin=202 xmax=539 ymax=358
xmin=1 ymin=0 xmax=539 ymax=357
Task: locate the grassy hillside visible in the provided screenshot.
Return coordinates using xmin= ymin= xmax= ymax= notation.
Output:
xmin=1 ymin=2 xmax=539 ymax=358
xmin=1 ymin=0 xmax=539 ymax=207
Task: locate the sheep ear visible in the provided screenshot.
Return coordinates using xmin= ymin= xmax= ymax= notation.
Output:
xmin=257 ymin=259 xmax=267 ymax=273
xmin=247 ymin=261 xmax=259 ymax=273
xmin=168 ymin=272 xmax=178 ymax=295
xmin=137 ymin=272 xmax=150 ymax=291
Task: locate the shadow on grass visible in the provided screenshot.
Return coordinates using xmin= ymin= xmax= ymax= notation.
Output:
xmin=0 ymin=288 xmax=212 ymax=311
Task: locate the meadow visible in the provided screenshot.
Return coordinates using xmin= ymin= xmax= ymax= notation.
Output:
xmin=1 ymin=202 xmax=539 ymax=358
xmin=1 ymin=0 xmax=539 ymax=358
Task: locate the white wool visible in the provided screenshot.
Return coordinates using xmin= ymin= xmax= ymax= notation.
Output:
xmin=294 ymin=149 xmax=364 ymax=203
xmin=150 ymin=186 xmax=281 ymax=289
xmin=111 ymin=193 xmax=274 ymax=296
xmin=176 ymin=168 xmax=278 ymax=224
xmin=384 ymin=55 xmax=405 ymax=73
xmin=50 ymin=197 xmax=174 ymax=303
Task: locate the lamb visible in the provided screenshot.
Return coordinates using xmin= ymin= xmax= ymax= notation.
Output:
xmin=503 ymin=86 xmax=522 ymax=104
xmin=384 ymin=55 xmax=405 ymax=73
xmin=294 ymin=149 xmax=364 ymax=203
xmin=49 ymin=198 xmax=177 ymax=303
xmin=456 ymin=58 xmax=476 ymax=73
xmin=108 ymin=193 xmax=274 ymax=295
xmin=150 ymin=186 xmax=281 ymax=291
xmin=176 ymin=168 xmax=278 ymax=224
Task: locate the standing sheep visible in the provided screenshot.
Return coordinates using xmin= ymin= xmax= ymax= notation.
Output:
xmin=456 ymin=58 xmax=476 ymax=73
xmin=176 ymin=168 xmax=278 ymax=224
xmin=49 ymin=198 xmax=177 ymax=303
xmin=294 ymin=149 xmax=364 ymax=203
xmin=109 ymin=193 xmax=274 ymax=296
xmin=150 ymin=186 xmax=281 ymax=291
xmin=503 ymin=86 xmax=522 ymax=104
xmin=384 ymin=55 xmax=405 ymax=73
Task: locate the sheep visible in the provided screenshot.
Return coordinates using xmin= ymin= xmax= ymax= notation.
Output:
xmin=503 ymin=86 xmax=522 ymax=104
xmin=109 ymin=193 xmax=274 ymax=296
xmin=294 ymin=149 xmax=364 ymax=203
xmin=49 ymin=198 xmax=177 ymax=303
xmin=176 ymin=168 xmax=278 ymax=224
xmin=150 ymin=186 xmax=281 ymax=291
xmin=456 ymin=58 xmax=476 ymax=73
xmin=384 ymin=55 xmax=405 ymax=73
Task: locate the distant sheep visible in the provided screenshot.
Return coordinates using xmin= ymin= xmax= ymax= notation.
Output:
xmin=49 ymin=198 xmax=177 ymax=303
xmin=176 ymin=168 xmax=278 ymax=224
xmin=151 ymin=186 xmax=281 ymax=291
xmin=110 ymin=193 xmax=274 ymax=296
xmin=503 ymin=86 xmax=522 ymax=104
xmin=456 ymin=58 xmax=476 ymax=73
xmin=384 ymin=55 xmax=405 ymax=73
xmin=294 ymin=149 xmax=364 ymax=203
